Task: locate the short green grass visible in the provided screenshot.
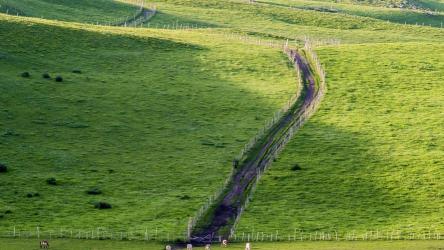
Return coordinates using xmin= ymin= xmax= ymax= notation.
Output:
xmin=261 ymin=0 xmax=444 ymax=27
xmin=236 ymin=42 xmax=444 ymax=236
xmin=148 ymin=0 xmax=444 ymax=44
xmin=0 ymin=0 xmax=139 ymax=23
xmin=1 ymin=0 xmax=444 ymax=244
xmin=414 ymin=0 xmax=444 ymax=11
xmin=296 ymin=0 xmax=420 ymax=8
xmin=0 ymin=14 xmax=296 ymax=236
xmin=1 ymin=238 xmax=444 ymax=250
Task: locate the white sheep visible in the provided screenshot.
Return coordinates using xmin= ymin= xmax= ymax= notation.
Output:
xmin=222 ymin=239 xmax=228 ymax=247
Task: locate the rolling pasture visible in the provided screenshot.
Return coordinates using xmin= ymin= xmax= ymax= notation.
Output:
xmin=259 ymin=0 xmax=444 ymax=27
xmin=236 ymin=43 xmax=444 ymax=237
xmin=0 ymin=14 xmax=296 ymax=236
xmin=0 ymin=0 xmax=443 ymax=248
xmin=147 ymin=0 xmax=444 ymax=44
xmin=0 ymin=0 xmax=141 ymax=24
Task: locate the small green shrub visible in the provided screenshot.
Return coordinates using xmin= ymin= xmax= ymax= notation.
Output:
xmin=46 ymin=177 xmax=57 ymax=185
xmin=21 ymin=72 xmax=30 ymax=78
xmin=0 ymin=163 xmax=7 ymax=173
xmin=94 ymin=201 xmax=112 ymax=209
xmin=291 ymin=164 xmax=302 ymax=171
xmin=42 ymin=73 xmax=51 ymax=79
xmin=55 ymin=76 xmax=63 ymax=82
xmin=2 ymin=129 xmax=19 ymax=136
xmin=179 ymin=195 xmax=191 ymax=200
xmin=26 ymin=192 xmax=39 ymax=198
xmin=86 ymin=187 xmax=102 ymax=195
xmin=72 ymin=69 xmax=82 ymax=74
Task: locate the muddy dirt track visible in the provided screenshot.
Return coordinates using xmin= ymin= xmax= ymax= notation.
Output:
xmin=190 ymin=49 xmax=320 ymax=244
xmin=117 ymin=8 xmax=154 ymax=27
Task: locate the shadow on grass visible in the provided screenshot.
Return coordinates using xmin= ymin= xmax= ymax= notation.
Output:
xmin=147 ymin=10 xmax=221 ymax=28
xmin=0 ymin=17 xmax=294 ymax=234
xmin=0 ymin=0 xmax=141 ymax=23
xmin=240 ymin=121 xmax=418 ymax=233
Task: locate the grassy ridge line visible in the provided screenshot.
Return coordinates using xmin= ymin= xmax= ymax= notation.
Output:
xmin=415 ymin=0 xmax=444 ymax=11
xmin=258 ymin=0 xmax=444 ymax=27
xmin=149 ymin=0 xmax=444 ymax=44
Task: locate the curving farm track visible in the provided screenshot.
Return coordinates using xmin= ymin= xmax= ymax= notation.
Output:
xmin=116 ymin=7 xmax=156 ymax=27
xmin=190 ymin=48 xmax=324 ymax=244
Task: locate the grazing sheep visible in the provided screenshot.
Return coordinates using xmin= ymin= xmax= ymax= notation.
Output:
xmin=245 ymin=242 xmax=251 ymax=250
xmin=187 ymin=243 xmax=193 ymax=250
xmin=205 ymin=244 xmax=211 ymax=250
xmin=222 ymin=239 xmax=228 ymax=247
xmin=165 ymin=245 xmax=172 ymax=250
xmin=40 ymin=240 xmax=49 ymax=249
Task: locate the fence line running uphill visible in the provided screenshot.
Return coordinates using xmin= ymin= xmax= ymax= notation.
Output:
xmin=185 ymin=37 xmax=328 ymax=239
xmin=230 ymin=41 xmax=326 ymax=239
xmin=185 ymin=41 xmax=303 ymax=241
xmin=188 ymin=41 xmax=327 ymax=244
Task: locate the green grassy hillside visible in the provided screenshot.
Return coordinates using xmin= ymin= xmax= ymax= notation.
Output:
xmin=260 ymin=0 xmax=444 ymax=27
xmin=148 ymin=0 xmax=444 ymax=44
xmin=292 ymin=0 xmax=416 ymax=8
xmin=415 ymin=0 xmax=444 ymax=10
xmin=0 ymin=14 xmax=296 ymax=235
xmin=236 ymin=42 xmax=444 ymax=236
xmin=0 ymin=0 xmax=443 ymax=245
xmin=0 ymin=0 xmax=139 ymax=23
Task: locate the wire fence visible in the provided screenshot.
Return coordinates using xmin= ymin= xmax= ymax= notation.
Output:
xmin=0 ymin=0 xmax=156 ymax=28
xmin=1 ymin=1 xmax=442 ymax=245
xmin=2 ymin=0 xmax=444 ymax=30
xmin=230 ymin=229 xmax=444 ymax=242
xmin=228 ymin=41 xmax=327 ymax=239
xmin=186 ymin=40 xmax=308 ymax=240
xmin=0 ymin=226 xmax=188 ymax=242
xmin=260 ymin=1 xmax=444 ymax=29
xmin=187 ymin=39 xmax=328 ymax=241
xmin=3 ymin=227 xmax=442 ymax=243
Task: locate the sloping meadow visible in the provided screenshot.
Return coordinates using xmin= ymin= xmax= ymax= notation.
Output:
xmin=0 ymin=0 xmax=139 ymax=23
xmin=0 ymin=15 xmax=296 ymax=235
xmin=236 ymin=42 xmax=444 ymax=237
xmin=149 ymin=0 xmax=444 ymax=44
